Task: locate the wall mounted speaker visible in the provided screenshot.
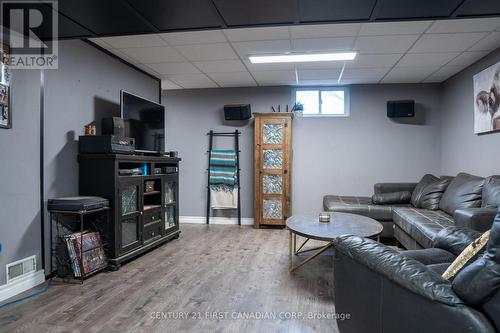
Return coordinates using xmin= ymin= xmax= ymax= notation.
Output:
xmin=387 ymin=100 xmax=415 ymax=118
xmin=224 ymin=104 xmax=252 ymax=120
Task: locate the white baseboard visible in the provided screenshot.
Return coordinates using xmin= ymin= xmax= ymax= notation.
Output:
xmin=180 ymin=216 xmax=254 ymax=226
xmin=0 ymin=270 xmax=45 ymax=303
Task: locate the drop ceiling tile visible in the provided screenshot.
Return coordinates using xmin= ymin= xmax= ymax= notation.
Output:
xmin=423 ymin=65 xmax=463 ymax=82
xmin=298 ymin=0 xmax=376 ymax=22
xmin=135 ymin=64 xmax=161 ymax=77
xmin=339 ymin=78 xmax=381 ymax=85
xmin=349 ymin=54 xmax=402 ymax=68
xmin=99 ymin=34 xmax=167 ymax=48
xmin=409 ymin=32 xmax=488 ymax=53
xmin=446 ymin=51 xmax=489 ymax=67
xmin=159 ymin=30 xmax=226 ymax=45
xmin=382 ymin=66 xmax=442 ymax=83
xmin=298 ymin=79 xmax=340 ymax=86
xmin=251 ymin=70 xmax=296 ymax=83
xmin=341 ymin=67 xmax=390 ymax=80
xmin=223 ymin=26 xmax=290 ymax=42
xmin=290 ymin=23 xmax=360 ymax=38
xmin=258 ymin=80 xmax=297 ymax=86
xmin=146 ymin=62 xmax=201 ymax=75
xmin=354 ymin=35 xmax=420 ymax=54
xmin=292 ymin=37 xmax=355 ymax=52
xmin=358 ymin=21 xmax=432 ymax=36
xmin=175 ymin=43 xmax=238 ymax=61
xmin=298 ymin=69 xmax=342 ymax=80
xmin=193 ymin=60 xmax=247 ymax=73
xmin=427 ymin=18 xmax=500 ymax=34
xmin=214 ymin=0 xmax=294 ymax=26
xmin=232 ymin=40 xmax=292 ymax=58
xmin=167 ymin=74 xmax=218 ymax=89
xmin=119 ymin=46 xmax=186 ymax=63
xmin=207 ymin=72 xmax=256 ymax=87
xmin=107 ymin=48 xmax=140 ymax=64
xmin=161 ymin=79 xmax=182 ymax=90
xmin=397 ymin=52 xmax=460 ymax=67
xmin=468 ymin=32 xmax=500 ymax=51
xmin=89 ymin=38 xmax=112 ymax=49
xmin=375 ymin=0 xmax=462 ymax=20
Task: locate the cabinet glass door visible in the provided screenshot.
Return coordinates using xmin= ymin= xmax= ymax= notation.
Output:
xmin=260 ymin=119 xmax=287 ymax=224
xmin=165 ymin=205 xmax=176 ymax=230
xmin=163 ymin=177 xmax=178 ymax=232
xmin=164 ymin=181 xmax=176 ymax=205
xmin=119 ymin=181 xmax=142 ymax=253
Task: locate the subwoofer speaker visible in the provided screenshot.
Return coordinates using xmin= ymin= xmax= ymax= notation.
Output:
xmin=387 ymin=100 xmax=415 ymax=118
xmin=224 ymin=104 xmax=251 ymax=120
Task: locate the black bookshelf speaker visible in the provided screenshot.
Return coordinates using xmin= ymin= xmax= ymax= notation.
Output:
xmin=224 ymin=104 xmax=251 ymax=120
xmin=387 ymin=100 xmax=415 ymax=118
xmin=102 ymin=117 xmax=124 ymax=136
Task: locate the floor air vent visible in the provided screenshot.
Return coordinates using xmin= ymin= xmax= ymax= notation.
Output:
xmin=6 ymin=255 xmax=37 ymax=283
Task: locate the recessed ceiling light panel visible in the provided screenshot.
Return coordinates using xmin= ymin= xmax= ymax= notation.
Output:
xmin=249 ymin=52 xmax=357 ymax=64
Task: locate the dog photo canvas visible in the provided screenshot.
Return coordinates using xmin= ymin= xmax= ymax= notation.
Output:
xmin=473 ymin=63 xmax=500 ymax=134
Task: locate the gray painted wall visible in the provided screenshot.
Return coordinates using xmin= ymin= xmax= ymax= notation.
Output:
xmin=163 ymin=83 xmax=442 ymax=218
xmin=294 ymin=84 xmax=442 ymax=214
xmin=441 ymin=47 xmax=500 ymax=177
xmin=0 ymin=40 xmax=159 ymax=286
xmin=42 ymin=40 xmax=159 ymax=274
xmin=163 ymin=86 xmax=290 ymax=218
xmin=0 ymin=69 xmax=41 ymax=285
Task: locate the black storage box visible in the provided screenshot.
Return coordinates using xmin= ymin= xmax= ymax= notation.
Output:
xmin=47 ymin=196 xmax=109 ymax=212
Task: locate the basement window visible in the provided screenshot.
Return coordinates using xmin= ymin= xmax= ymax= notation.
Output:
xmin=294 ymin=87 xmax=350 ymax=117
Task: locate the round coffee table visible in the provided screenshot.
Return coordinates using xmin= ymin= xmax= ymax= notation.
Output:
xmin=286 ymin=212 xmax=383 ymax=272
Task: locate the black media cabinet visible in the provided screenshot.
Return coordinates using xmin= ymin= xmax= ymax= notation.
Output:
xmin=78 ymin=154 xmax=181 ymax=269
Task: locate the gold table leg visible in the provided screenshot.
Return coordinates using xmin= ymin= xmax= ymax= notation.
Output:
xmin=289 ymin=231 xmax=333 ymax=273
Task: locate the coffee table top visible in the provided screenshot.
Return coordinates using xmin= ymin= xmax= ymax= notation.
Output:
xmin=286 ymin=212 xmax=383 ymax=241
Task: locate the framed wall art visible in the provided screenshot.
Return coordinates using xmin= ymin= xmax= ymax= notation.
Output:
xmin=473 ymin=62 xmax=500 ymax=134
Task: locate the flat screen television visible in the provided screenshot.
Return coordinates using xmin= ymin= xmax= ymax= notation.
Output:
xmin=121 ymin=90 xmax=165 ymax=154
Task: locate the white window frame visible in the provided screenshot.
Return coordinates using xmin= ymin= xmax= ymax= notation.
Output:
xmin=293 ymin=86 xmax=350 ymax=117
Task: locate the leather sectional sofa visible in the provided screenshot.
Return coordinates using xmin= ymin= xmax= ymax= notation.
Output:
xmin=333 ymin=216 xmax=500 ymax=333
xmin=324 ymin=172 xmax=500 ymax=249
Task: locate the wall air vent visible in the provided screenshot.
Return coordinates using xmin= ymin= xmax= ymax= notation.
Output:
xmin=6 ymin=255 xmax=37 ymax=283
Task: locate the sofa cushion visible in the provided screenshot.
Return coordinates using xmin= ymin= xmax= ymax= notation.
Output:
xmin=419 ymin=178 xmax=451 ymax=210
xmin=372 ymin=191 xmax=412 ymax=205
xmin=482 ymin=176 xmax=500 ymax=208
xmin=393 ymin=207 xmax=455 ymax=248
xmin=411 ymin=174 xmax=439 ymax=207
xmin=323 ymin=195 xmax=409 ymax=221
xmin=439 ymin=173 xmax=485 ymax=216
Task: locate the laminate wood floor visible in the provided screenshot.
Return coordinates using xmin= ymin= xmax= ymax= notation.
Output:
xmin=0 ymin=224 xmax=338 ymax=333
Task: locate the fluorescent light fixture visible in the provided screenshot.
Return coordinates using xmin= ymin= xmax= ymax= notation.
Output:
xmin=249 ymin=52 xmax=357 ymax=64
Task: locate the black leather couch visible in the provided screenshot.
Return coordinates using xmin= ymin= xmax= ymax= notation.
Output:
xmin=333 ymin=215 xmax=500 ymax=333
xmin=324 ymin=173 xmax=500 ymax=249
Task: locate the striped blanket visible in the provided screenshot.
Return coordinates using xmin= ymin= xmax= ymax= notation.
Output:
xmin=209 ymin=150 xmax=237 ymax=188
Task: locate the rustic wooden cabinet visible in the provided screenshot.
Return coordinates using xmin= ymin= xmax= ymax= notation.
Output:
xmin=253 ymin=113 xmax=292 ymax=228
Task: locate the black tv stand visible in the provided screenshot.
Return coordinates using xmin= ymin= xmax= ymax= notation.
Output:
xmin=78 ymin=153 xmax=181 ymax=267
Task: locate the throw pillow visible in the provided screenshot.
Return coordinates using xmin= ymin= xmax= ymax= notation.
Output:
xmin=411 ymin=174 xmax=439 ymax=207
xmin=372 ymin=191 xmax=412 ymax=205
xmin=442 ymin=230 xmax=490 ymax=280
